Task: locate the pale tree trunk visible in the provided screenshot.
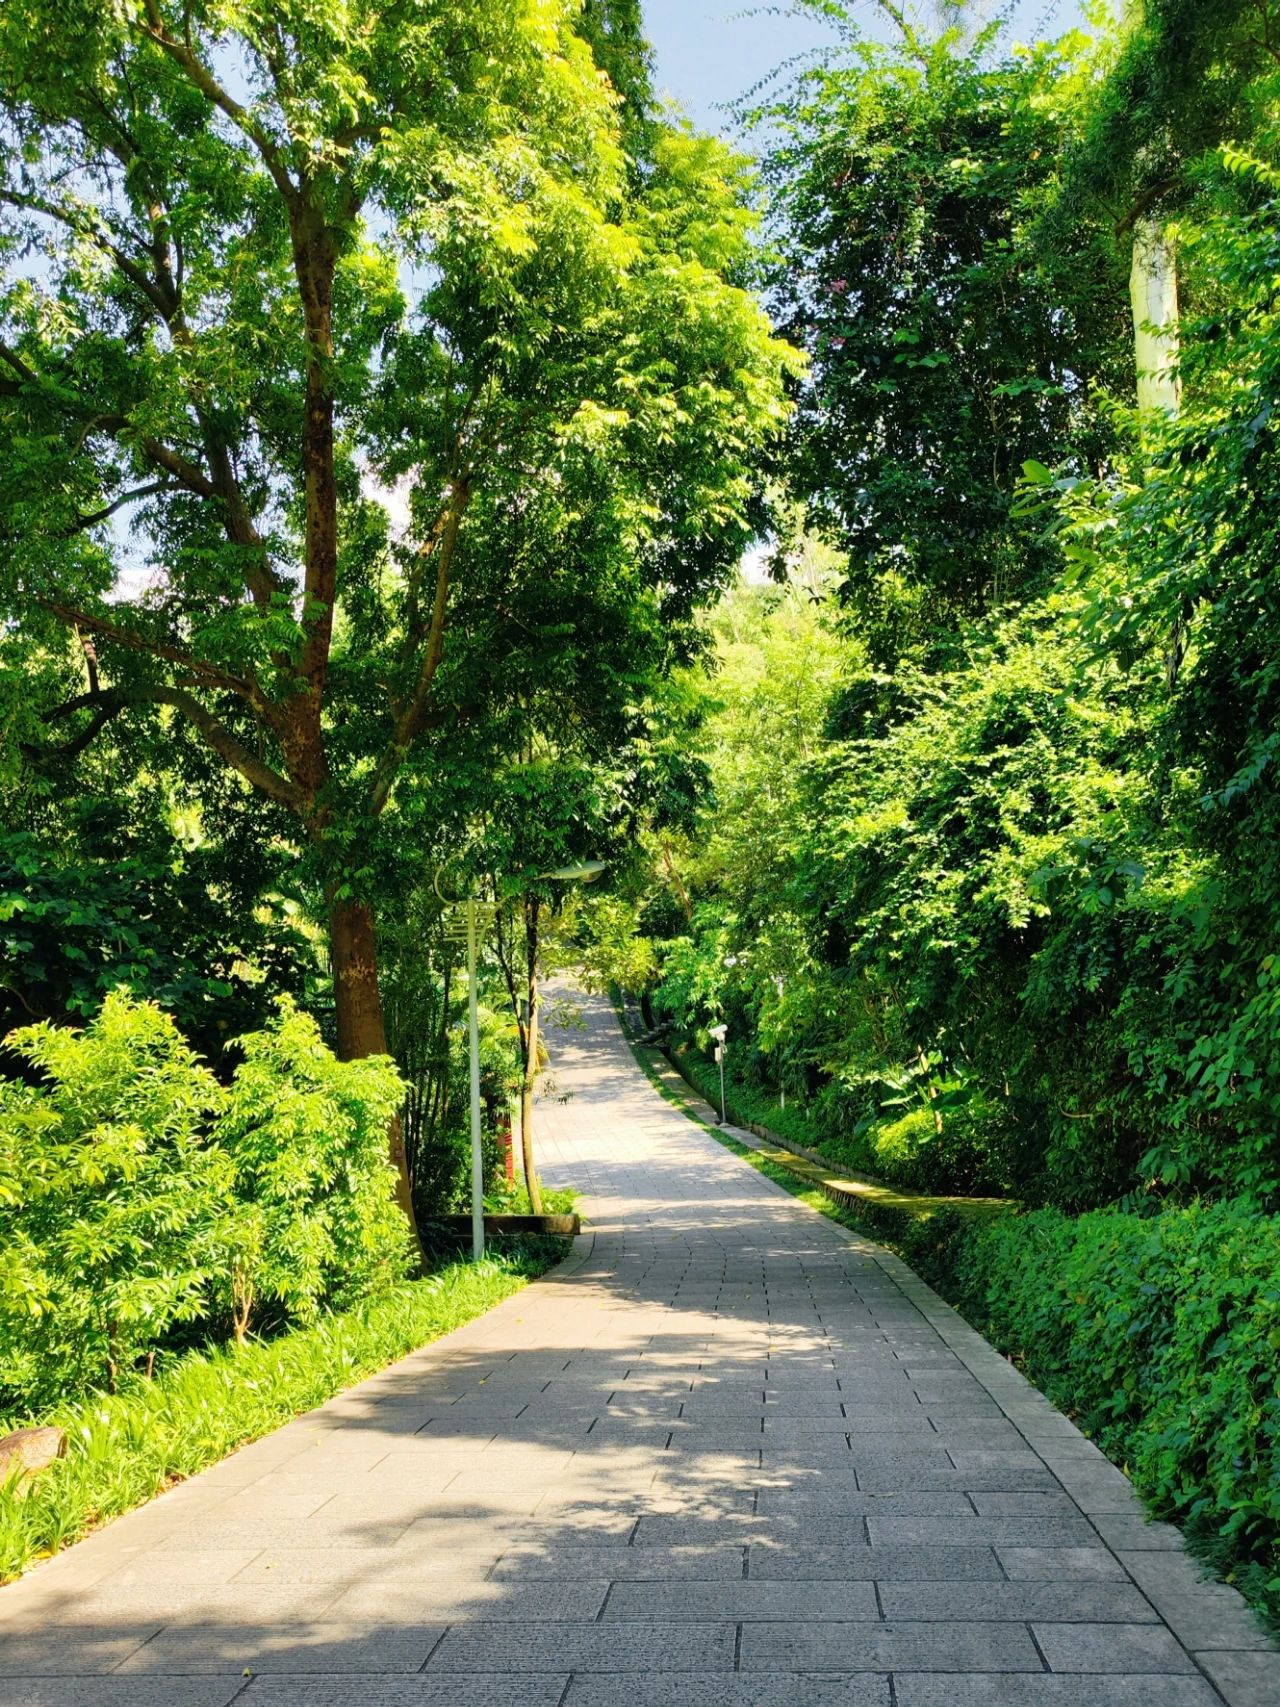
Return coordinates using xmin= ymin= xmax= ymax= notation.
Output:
xmin=1129 ymin=216 xmax=1181 ymax=417
xmin=1129 ymin=214 xmax=1187 ymax=685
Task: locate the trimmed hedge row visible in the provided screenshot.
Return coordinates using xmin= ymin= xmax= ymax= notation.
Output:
xmin=900 ymin=1201 xmax=1280 ymax=1624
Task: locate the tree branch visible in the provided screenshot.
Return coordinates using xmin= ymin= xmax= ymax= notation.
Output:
xmin=1115 ymin=177 xmax=1180 ymax=238
xmin=146 ymin=685 xmax=301 ymax=808
xmin=62 ymin=481 xmax=171 ymax=535
xmin=138 ymin=0 xmax=299 ymax=207
xmin=37 ymin=597 xmax=273 ymax=719
xmin=0 ymin=188 xmax=176 ymax=319
xmin=869 ymin=0 xmax=932 ymax=67
xmin=369 ymin=482 xmax=471 ymax=815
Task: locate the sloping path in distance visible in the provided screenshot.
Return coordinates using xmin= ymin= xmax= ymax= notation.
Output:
xmin=0 ymin=988 xmax=1275 ymax=1707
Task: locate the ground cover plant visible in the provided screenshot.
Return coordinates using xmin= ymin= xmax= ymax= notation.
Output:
xmin=0 ymin=1244 xmax=561 ymax=1582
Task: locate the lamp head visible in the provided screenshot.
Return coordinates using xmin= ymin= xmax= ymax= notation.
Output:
xmin=537 ymin=860 xmax=607 ymax=883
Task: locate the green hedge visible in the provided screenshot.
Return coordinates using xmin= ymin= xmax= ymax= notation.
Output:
xmin=0 ymin=1243 xmax=562 ymax=1581
xmin=667 ymin=1042 xmax=1011 ymax=1195
xmin=899 ymin=1201 xmax=1280 ymax=1624
xmin=668 ymin=1043 xmax=824 ymax=1151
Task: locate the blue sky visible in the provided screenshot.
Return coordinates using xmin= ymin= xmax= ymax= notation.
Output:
xmin=641 ymin=0 xmax=1088 ymax=134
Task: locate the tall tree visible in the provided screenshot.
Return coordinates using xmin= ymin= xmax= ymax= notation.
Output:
xmin=0 ymin=0 xmax=794 ymax=1236
xmin=758 ymin=12 xmax=1128 ymax=660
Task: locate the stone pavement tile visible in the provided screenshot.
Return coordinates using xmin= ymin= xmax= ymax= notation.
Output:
xmin=841 ymin=1411 xmax=941 ymax=1428
xmin=115 ymin=1623 xmax=447 ymax=1674
xmin=238 ymin=1678 xmax=570 ymax=1707
xmin=5 ymin=1581 xmax=347 ymax=1628
xmin=1194 ymin=1649 xmax=1280 ymax=1707
xmin=997 ymin=1551 xmax=1128 ymax=1582
xmin=603 ymin=1580 xmax=879 ymax=1621
xmin=157 ymin=1518 xmax=416 ymax=1551
xmin=681 ymin=1400 xmax=848 ymax=1417
xmin=748 ymin=1544 xmax=1002 ymax=1582
xmin=970 ymin=1494 xmax=1081 ymax=1517
xmin=277 ymin=1447 xmax=398 ymax=1474
xmin=22 ymin=1548 xmax=264 ymax=1594
xmin=0 ymin=1628 xmax=160 ymax=1675
xmin=880 ymin=1582 xmax=1156 ymax=1622
xmin=325 ymin=1579 xmax=608 ymax=1621
xmin=854 ymin=1468 xmax=1061 ymax=1493
xmin=230 ymin=1548 xmax=498 ymax=1586
xmin=1116 ymin=1551 xmax=1272 ymax=1653
xmin=631 ymin=1516 xmax=793 ymax=1548
xmin=564 ymin=1676 xmax=891 ymax=1706
xmin=1088 ymin=1516 xmax=1186 ymax=1552
xmin=0 ymin=1681 xmax=246 ymax=1707
xmin=918 ymin=1404 xmax=1007 ymax=1421
xmin=758 ymin=1491 xmax=974 ymax=1518
xmin=739 ymin=1621 xmax=1043 ymax=1673
xmin=1045 ymin=1466 xmax=1145 ymax=1518
xmin=425 ymin=1620 xmax=737 ymax=1672
xmin=867 ymin=1517 xmax=1097 ymax=1547
xmin=491 ymin=1546 xmax=747 ymax=1580
xmin=948 ymin=1451 xmax=1047 ymax=1472
xmin=390 ymin=1511 xmax=633 ymax=1550
xmin=893 ymin=1677 xmax=1222 ymax=1706
xmin=1032 ymin=1623 xmax=1197 ymax=1673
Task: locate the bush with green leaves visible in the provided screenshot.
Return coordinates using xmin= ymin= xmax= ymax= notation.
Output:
xmin=0 ymin=992 xmax=231 ymax=1411
xmin=216 ymin=1001 xmax=411 ymax=1341
xmin=0 ymin=991 xmax=410 ymax=1416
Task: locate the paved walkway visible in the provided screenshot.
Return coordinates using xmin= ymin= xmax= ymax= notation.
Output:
xmin=1 ymin=991 xmax=1275 ymax=1707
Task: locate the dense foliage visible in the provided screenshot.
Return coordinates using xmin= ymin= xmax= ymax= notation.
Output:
xmin=0 ymin=993 xmax=407 ymax=1416
xmin=901 ymin=1201 xmax=1280 ymax=1623
xmin=0 ymin=0 xmax=795 ymax=1244
xmin=642 ymin=6 xmax=1280 ymax=1217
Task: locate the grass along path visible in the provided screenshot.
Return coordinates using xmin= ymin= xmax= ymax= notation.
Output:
xmin=0 ymin=1243 xmax=564 ymax=1583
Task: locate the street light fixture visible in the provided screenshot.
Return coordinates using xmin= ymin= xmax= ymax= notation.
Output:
xmin=537 ymin=861 xmax=607 ymax=883
xmin=709 ymin=1022 xmax=728 ymax=1125
xmin=436 ymin=857 xmax=606 ymax=1262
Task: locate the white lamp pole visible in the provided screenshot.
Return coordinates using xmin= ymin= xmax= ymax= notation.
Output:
xmin=466 ymin=897 xmax=484 ymax=1263
xmin=710 ymin=1022 xmax=728 ymax=1125
xmin=440 ymin=858 xmax=606 ymax=1262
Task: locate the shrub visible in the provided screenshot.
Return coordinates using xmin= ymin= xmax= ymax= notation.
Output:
xmin=931 ymin=1200 xmax=1280 ymax=1623
xmin=0 ymin=991 xmax=412 ymax=1416
xmin=216 ymin=1000 xmax=411 ymax=1340
xmin=0 ymin=993 xmax=231 ymax=1411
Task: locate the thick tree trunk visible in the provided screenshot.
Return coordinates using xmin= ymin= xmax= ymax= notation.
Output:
xmin=329 ymin=895 xmax=422 ymax=1254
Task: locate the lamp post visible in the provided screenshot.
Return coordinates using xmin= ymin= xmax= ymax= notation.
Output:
xmin=775 ymin=975 xmax=785 ymax=1112
xmin=709 ymin=1022 xmax=728 ymax=1125
xmin=465 ymin=893 xmax=484 ymax=1262
xmin=437 ymin=873 xmax=493 ymax=1263
xmin=438 ymin=858 xmax=606 ymax=1262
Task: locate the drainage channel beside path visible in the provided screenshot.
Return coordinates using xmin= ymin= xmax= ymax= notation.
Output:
xmin=0 ymin=986 xmax=1275 ymax=1707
